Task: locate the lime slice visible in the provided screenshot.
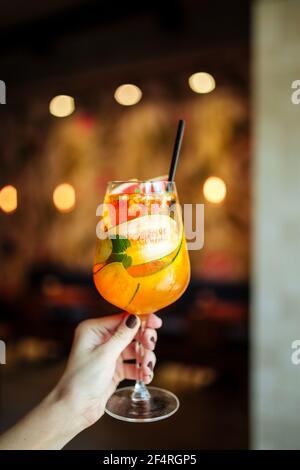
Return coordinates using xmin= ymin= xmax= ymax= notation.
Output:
xmin=94 ymin=237 xmax=113 ymax=265
xmin=108 ymin=214 xmax=181 ymax=265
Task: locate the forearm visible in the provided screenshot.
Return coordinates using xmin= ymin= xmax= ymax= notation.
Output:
xmin=0 ymin=389 xmax=83 ymax=450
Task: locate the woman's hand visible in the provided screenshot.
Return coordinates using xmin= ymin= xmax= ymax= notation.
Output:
xmin=53 ymin=312 xmax=162 ymax=430
xmin=0 ymin=312 xmax=162 ymax=450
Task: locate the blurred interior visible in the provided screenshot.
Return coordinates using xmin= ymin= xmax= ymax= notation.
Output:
xmin=0 ymin=0 xmax=250 ymax=449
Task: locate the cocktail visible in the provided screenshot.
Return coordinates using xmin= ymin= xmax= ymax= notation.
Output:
xmin=93 ymin=179 xmax=190 ymax=422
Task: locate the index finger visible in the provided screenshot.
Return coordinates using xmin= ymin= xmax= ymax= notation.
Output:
xmin=145 ymin=313 xmax=162 ymax=329
xmin=79 ymin=312 xmax=161 ymax=338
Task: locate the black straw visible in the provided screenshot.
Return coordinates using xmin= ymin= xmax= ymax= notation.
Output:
xmin=168 ymin=119 xmax=185 ymax=183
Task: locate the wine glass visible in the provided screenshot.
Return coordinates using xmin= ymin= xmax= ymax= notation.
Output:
xmin=93 ymin=180 xmax=190 ymax=422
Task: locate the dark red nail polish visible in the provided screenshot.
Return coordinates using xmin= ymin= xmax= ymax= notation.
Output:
xmin=126 ymin=314 xmax=137 ymax=328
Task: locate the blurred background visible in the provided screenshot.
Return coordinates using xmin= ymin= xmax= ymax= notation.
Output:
xmin=3 ymin=0 xmax=294 ymax=450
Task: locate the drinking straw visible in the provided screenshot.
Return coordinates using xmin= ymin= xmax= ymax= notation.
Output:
xmin=168 ymin=119 xmax=185 ymax=183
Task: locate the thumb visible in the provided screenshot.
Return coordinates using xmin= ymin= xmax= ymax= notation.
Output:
xmin=102 ymin=314 xmax=140 ymax=359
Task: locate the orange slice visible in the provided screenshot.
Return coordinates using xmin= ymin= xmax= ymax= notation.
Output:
xmin=93 ymin=262 xmax=139 ymax=310
xmin=128 ymin=238 xmax=190 ymax=314
xmin=93 ymin=263 xmax=105 ymax=275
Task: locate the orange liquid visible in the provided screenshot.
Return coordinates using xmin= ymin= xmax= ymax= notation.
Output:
xmin=93 ymin=193 xmax=190 ymax=315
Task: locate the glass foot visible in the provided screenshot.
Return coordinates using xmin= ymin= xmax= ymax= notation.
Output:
xmin=105 ymin=386 xmax=179 ymax=423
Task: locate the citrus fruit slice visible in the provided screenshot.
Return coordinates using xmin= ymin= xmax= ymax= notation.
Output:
xmin=93 ymin=262 xmax=139 ymax=310
xmin=94 ymin=237 xmax=113 ymax=265
xmin=108 ymin=214 xmax=181 ymax=265
xmin=127 ymin=239 xmax=181 ymax=277
xmin=128 ymin=238 xmax=190 ymax=314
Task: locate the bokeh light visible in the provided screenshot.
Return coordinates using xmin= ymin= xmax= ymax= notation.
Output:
xmin=0 ymin=185 xmax=18 ymax=213
xmin=49 ymin=95 xmax=75 ymax=117
xmin=188 ymin=72 xmax=216 ymax=94
xmin=53 ymin=183 xmax=76 ymax=213
xmin=203 ymin=177 xmax=226 ymax=204
xmin=114 ymin=84 xmax=142 ymax=106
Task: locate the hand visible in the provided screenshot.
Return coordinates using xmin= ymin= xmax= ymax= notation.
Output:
xmin=0 ymin=312 xmax=162 ymax=450
xmin=52 ymin=312 xmax=162 ymax=431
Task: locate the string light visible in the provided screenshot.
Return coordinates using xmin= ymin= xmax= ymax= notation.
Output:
xmin=49 ymin=95 xmax=75 ymax=117
xmin=53 ymin=183 xmax=76 ymax=213
xmin=0 ymin=185 xmax=18 ymax=213
xmin=203 ymin=177 xmax=226 ymax=204
xmin=114 ymin=84 xmax=142 ymax=106
xmin=188 ymin=72 xmax=216 ymax=94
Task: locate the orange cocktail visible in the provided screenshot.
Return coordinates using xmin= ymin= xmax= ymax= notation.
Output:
xmin=93 ymin=180 xmax=190 ymax=423
xmin=93 ymin=183 xmax=190 ymax=315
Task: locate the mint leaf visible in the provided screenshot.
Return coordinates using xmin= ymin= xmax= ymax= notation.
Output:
xmin=110 ymin=235 xmax=131 ymax=253
xmin=108 ymin=253 xmax=127 ymax=263
xmin=106 ymin=235 xmax=132 ymax=268
xmin=107 ymin=253 xmax=132 ymax=268
xmin=122 ymin=255 xmax=132 ymax=268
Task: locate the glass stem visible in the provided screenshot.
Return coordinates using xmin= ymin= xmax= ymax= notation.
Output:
xmin=131 ymin=318 xmax=151 ymax=402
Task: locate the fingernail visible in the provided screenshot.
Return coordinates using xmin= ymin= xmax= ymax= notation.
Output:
xmin=147 ymin=361 xmax=153 ymax=371
xmin=126 ymin=314 xmax=137 ymax=329
xmin=150 ymin=336 xmax=155 ymax=343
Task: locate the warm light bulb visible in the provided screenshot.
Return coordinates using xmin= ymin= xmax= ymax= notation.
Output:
xmin=0 ymin=185 xmax=17 ymax=213
xmin=203 ymin=177 xmax=226 ymax=204
xmin=53 ymin=183 xmax=76 ymax=213
xmin=114 ymin=84 xmax=142 ymax=106
xmin=49 ymin=95 xmax=75 ymax=117
xmin=188 ymin=72 xmax=216 ymax=94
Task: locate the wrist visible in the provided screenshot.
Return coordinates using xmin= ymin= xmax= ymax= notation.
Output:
xmin=0 ymin=387 xmax=84 ymax=450
xmin=44 ymin=386 xmax=86 ymax=445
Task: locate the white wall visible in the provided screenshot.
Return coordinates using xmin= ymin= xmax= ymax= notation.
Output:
xmin=252 ymin=0 xmax=300 ymax=449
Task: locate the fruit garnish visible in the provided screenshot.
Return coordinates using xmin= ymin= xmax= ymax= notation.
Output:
xmin=94 ymin=237 xmax=112 ymax=264
xmin=108 ymin=214 xmax=181 ymax=266
xmin=93 ymin=262 xmax=140 ymax=310
xmin=93 ymin=263 xmax=105 ymax=275
xmin=127 ymin=238 xmax=190 ymax=314
xmin=127 ymin=238 xmax=182 ymax=277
